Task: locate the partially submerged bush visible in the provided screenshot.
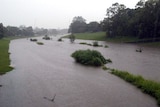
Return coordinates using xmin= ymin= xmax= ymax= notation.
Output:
xmin=79 ymin=42 xmax=87 ymax=45
xmin=104 ymin=45 xmax=109 ymax=48
xmin=79 ymin=42 xmax=92 ymax=46
xmin=102 ymin=66 xmax=109 ymax=70
xmin=93 ymin=41 xmax=103 ymax=47
xmin=43 ymin=35 xmax=51 ymax=40
xmin=93 ymin=41 xmax=99 ymax=47
xmin=58 ymin=38 xmax=63 ymax=42
xmin=71 ymin=49 xmax=111 ymax=66
xmin=37 ymin=42 xmax=44 ymax=45
xmin=69 ymin=34 xmax=75 ymax=43
xmin=30 ymin=38 xmax=37 ymax=42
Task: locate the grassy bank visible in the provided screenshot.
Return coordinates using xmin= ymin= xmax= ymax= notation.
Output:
xmin=0 ymin=38 xmax=13 ymax=75
xmin=110 ymin=69 xmax=160 ymax=106
xmin=64 ymin=32 xmax=107 ymax=41
xmin=64 ymin=32 xmax=139 ymax=42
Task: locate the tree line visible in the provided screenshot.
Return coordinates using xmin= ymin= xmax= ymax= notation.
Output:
xmin=69 ymin=0 xmax=160 ymax=40
xmin=0 ymin=24 xmax=34 ymax=38
xmin=0 ymin=24 xmax=68 ymax=39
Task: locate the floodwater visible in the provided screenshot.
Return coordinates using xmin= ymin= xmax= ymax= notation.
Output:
xmin=0 ymin=35 xmax=160 ymax=107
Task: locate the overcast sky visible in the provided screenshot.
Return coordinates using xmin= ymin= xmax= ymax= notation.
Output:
xmin=0 ymin=0 xmax=140 ymax=29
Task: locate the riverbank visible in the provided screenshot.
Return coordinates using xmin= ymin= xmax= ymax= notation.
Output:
xmin=64 ymin=32 xmax=160 ymax=47
xmin=0 ymin=36 xmax=40 ymax=75
xmin=0 ymin=38 xmax=13 ymax=75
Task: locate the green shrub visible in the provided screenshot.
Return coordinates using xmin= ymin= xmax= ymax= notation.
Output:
xmin=71 ymin=49 xmax=111 ymax=66
xmin=58 ymin=38 xmax=62 ymax=42
xmin=37 ymin=42 xmax=44 ymax=45
xmin=79 ymin=42 xmax=87 ymax=45
xmin=93 ymin=41 xmax=99 ymax=47
xmin=102 ymin=66 xmax=109 ymax=70
xmin=104 ymin=45 xmax=109 ymax=48
xmin=93 ymin=41 xmax=103 ymax=47
xmin=110 ymin=69 xmax=160 ymax=106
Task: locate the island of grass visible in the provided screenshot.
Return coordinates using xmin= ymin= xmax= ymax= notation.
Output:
xmin=71 ymin=49 xmax=112 ymax=66
xmin=0 ymin=39 xmax=13 ymax=75
xmin=110 ymin=69 xmax=160 ymax=106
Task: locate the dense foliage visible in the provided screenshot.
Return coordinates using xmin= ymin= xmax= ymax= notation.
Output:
xmin=101 ymin=0 xmax=160 ymax=40
xmin=69 ymin=0 xmax=160 ymax=42
xmin=71 ymin=49 xmax=110 ymax=66
xmin=111 ymin=69 xmax=160 ymax=106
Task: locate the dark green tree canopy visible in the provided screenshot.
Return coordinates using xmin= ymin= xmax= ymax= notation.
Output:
xmin=0 ymin=23 xmax=4 ymax=39
xmin=68 ymin=16 xmax=102 ymax=33
xmin=102 ymin=0 xmax=160 ymax=40
xmin=69 ymin=16 xmax=87 ymax=33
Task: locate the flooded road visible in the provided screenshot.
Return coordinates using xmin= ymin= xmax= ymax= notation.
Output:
xmin=0 ymin=36 xmax=159 ymax=107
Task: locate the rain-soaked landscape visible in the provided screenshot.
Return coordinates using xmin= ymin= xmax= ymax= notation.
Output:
xmin=0 ymin=35 xmax=160 ymax=107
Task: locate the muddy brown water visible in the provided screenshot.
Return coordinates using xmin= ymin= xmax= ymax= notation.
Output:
xmin=0 ymin=36 xmax=160 ymax=107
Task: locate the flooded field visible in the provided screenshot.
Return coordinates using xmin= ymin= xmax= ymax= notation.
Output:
xmin=0 ymin=35 xmax=159 ymax=107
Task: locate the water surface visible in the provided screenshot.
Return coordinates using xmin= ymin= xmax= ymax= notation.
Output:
xmin=0 ymin=36 xmax=159 ymax=107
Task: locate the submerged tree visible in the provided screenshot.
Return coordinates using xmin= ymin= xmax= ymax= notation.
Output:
xmin=69 ymin=34 xmax=75 ymax=43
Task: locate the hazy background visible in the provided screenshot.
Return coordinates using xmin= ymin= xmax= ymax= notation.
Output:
xmin=0 ymin=0 xmax=140 ymax=29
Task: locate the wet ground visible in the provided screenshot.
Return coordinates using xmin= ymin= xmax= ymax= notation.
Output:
xmin=0 ymin=35 xmax=159 ymax=107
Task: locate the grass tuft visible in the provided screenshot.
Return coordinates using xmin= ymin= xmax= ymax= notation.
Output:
xmin=37 ymin=42 xmax=44 ymax=45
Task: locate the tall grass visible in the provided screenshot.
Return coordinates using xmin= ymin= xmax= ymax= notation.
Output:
xmin=110 ymin=69 xmax=160 ymax=106
xmin=0 ymin=39 xmax=13 ymax=74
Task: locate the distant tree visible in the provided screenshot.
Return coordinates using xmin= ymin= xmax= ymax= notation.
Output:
xmin=0 ymin=23 xmax=4 ymax=39
xmin=5 ymin=26 xmax=20 ymax=36
xmin=87 ymin=21 xmax=101 ymax=32
xmin=23 ymin=26 xmax=34 ymax=36
xmin=69 ymin=16 xmax=87 ymax=33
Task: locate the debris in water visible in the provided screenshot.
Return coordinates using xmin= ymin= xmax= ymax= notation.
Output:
xmin=44 ymin=94 xmax=56 ymax=102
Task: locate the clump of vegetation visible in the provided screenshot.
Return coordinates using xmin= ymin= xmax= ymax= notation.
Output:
xmin=30 ymin=38 xmax=37 ymax=42
xmin=102 ymin=66 xmax=109 ymax=70
xmin=104 ymin=45 xmax=109 ymax=48
xmin=110 ymin=69 xmax=160 ymax=106
xmin=93 ymin=41 xmax=99 ymax=46
xmin=79 ymin=42 xmax=87 ymax=45
xmin=93 ymin=41 xmax=103 ymax=47
xmin=37 ymin=42 xmax=44 ymax=45
xmin=71 ymin=49 xmax=111 ymax=66
xmin=43 ymin=35 xmax=51 ymax=40
xmin=106 ymin=59 xmax=112 ymax=63
xmin=0 ymin=39 xmax=13 ymax=75
xmin=79 ymin=42 xmax=92 ymax=46
xmin=58 ymin=38 xmax=63 ymax=42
